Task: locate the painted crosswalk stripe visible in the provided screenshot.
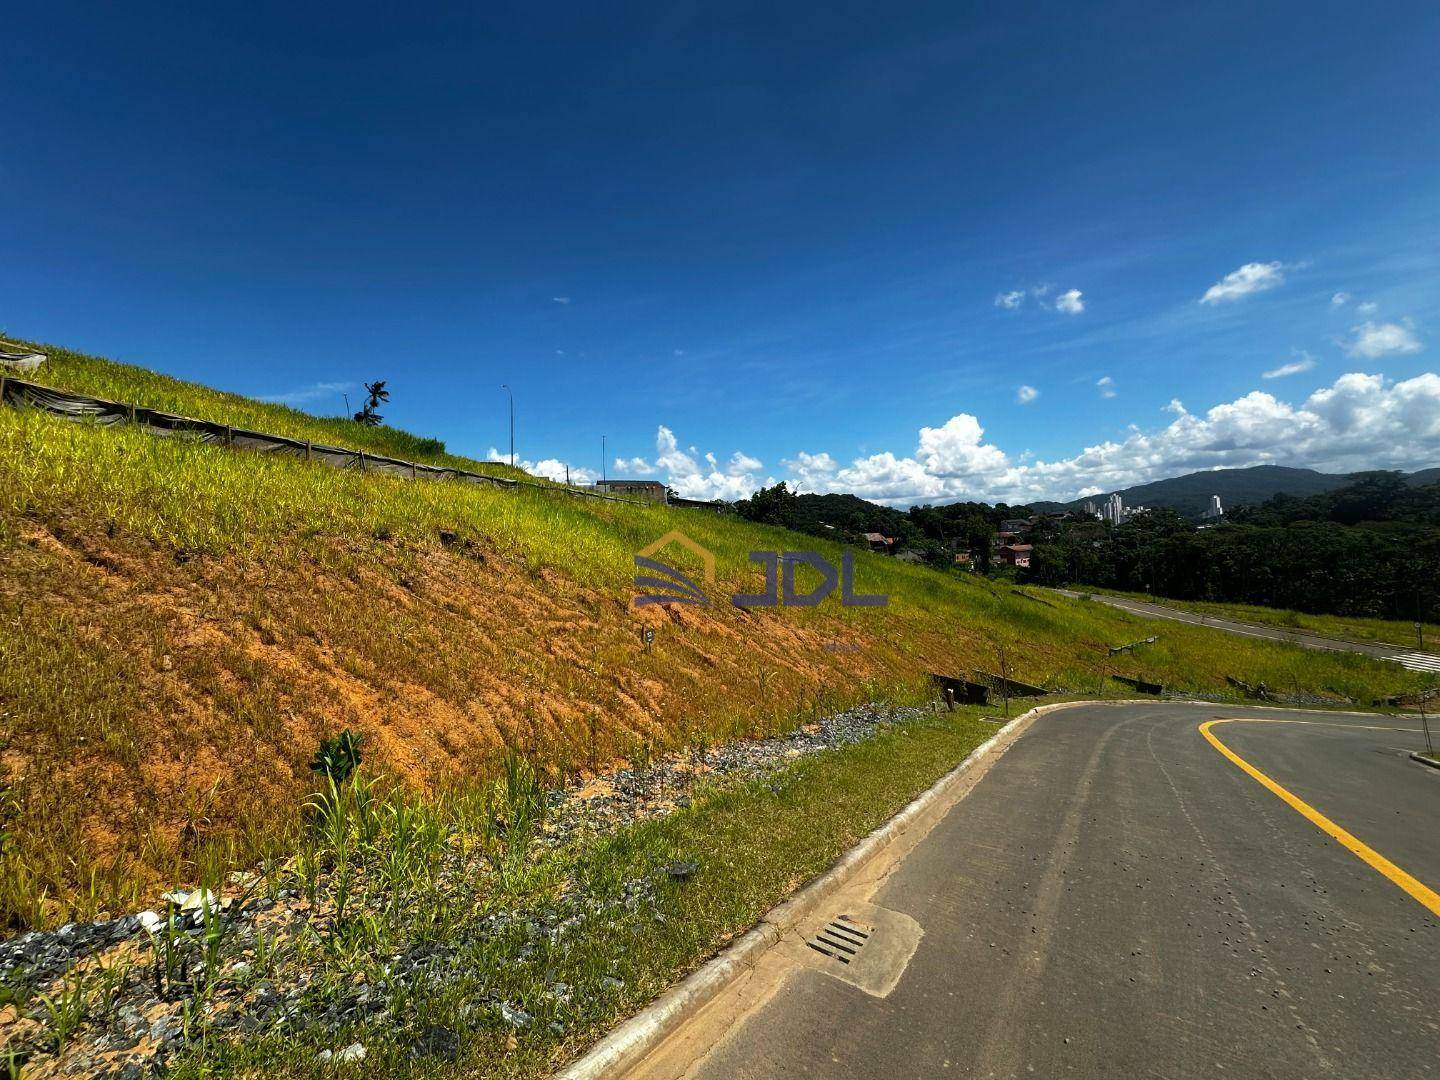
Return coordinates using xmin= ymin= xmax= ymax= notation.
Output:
xmin=1383 ymin=652 xmax=1440 ymax=673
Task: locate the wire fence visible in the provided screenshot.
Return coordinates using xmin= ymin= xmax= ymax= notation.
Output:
xmin=0 ymin=374 xmax=653 ymax=507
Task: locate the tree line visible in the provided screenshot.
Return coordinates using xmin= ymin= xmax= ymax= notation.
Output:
xmin=732 ymin=482 xmax=1027 ymax=572
xmin=1020 ymin=472 xmax=1440 ymax=622
xmin=731 ymin=473 xmax=1440 ymax=623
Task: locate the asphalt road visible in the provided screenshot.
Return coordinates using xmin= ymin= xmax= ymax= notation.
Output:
xmin=640 ymin=703 xmax=1440 ymax=1079
xmin=1050 ymin=590 xmax=1440 ymax=674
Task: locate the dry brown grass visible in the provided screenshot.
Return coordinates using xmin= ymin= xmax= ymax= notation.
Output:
xmin=0 ymin=352 xmax=1429 ymax=928
xmin=0 ymin=507 xmax=942 ymax=927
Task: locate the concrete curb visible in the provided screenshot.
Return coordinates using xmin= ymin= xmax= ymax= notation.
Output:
xmin=555 ymin=697 xmax=1409 ymax=1078
xmin=1409 ymin=751 xmax=1440 ymax=771
xmin=554 ymin=697 xmax=1129 ymax=1080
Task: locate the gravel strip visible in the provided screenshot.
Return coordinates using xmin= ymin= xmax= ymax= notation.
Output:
xmin=0 ymin=701 xmax=926 ymax=1077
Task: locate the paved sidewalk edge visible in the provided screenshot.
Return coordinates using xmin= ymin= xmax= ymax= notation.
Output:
xmin=553 ymin=697 xmax=1124 ymax=1080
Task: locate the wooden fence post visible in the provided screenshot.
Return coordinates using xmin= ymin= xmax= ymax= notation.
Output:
xmin=359 ymin=451 xmax=366 ymax=472
xmin=305 ymin=441 xmax=312 ymax=462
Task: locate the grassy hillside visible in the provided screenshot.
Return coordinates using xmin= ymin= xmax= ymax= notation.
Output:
xmin=3 ymin=337 xmax=530 ymax=480
xmin=1088 ymin=589 xmax=1440 ymax=652
xmin=0 ymin=345 xmax=1428 ymax=928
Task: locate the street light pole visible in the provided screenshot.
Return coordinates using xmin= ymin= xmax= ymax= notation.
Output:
xmin=500 ymin=384 xmax=514 ymax=468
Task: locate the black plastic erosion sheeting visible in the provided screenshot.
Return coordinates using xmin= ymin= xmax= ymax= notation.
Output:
xmin=0 ymin=376 xmax=649 ymax=504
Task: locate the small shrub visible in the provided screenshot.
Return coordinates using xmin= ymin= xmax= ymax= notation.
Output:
xmin=309 ymin=730 xmax=364 ymax=785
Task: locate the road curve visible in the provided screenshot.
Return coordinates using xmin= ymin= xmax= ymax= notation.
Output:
xmin=1052 ymin=590 xmax=1440 ymax=674
xmin=629 ymin=703 xmax=1440 ymax=1079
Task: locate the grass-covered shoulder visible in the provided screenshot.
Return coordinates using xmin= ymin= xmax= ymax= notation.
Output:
xmin=2 ymin=701 xmax=1000 ymax=1077
xmin=1081 ymin=587 xmax=1439 ymax=652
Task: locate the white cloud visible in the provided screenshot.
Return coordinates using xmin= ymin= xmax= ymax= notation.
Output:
xmin=1200 ymin=261 xmax=1287 ymax=304
xmin=259 ymin=381 xmax=356 ymax=406
xmin=1357 ymin=301 xmax=1378 ymax=315
xmin=1331 ymin=292 xmax=1351 ymax=307
xmin=551 ymin=296 xmax=571 ymax=304
xmin=623 ymin=373 xmax=1440 ymax=507
xmin=778 ymin=372 xmax=1440 ymax=506
xmin=1346 ymin=320 xmax=1422 ymax=359
xmin=915 ymin=414 xmax=1010 ymax=477
xmin=619 ymin=426 xmax=773 ymax=500
xmin=781 ymin=451 xmax=841 ymax=493
xmin=1016 ymin=384 xmax=1039 ymax=404
xmin=996 ymin=285 xmax=1084 ymax=313
xmin=486 ymin=448 xmax=596 ymax=485
xmin=1096 ymin=376 xmax=1117 ymax=398
xmin=727 ymin=451 xmax=763 ymax=475
xmin=613 ymin=455 xmax=657 ymax=475
xmin=1263 ymin=351 xmax=1316 ymax=379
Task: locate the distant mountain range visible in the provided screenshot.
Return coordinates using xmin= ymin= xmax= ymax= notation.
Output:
xmin=1028 ymin=465 xmax=1440 ymax=518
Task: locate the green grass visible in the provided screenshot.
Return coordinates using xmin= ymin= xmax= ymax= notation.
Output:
xmin=3 ymin=402 xmax=1425 ymax=695
xmin=3 ymin=338 xmax=1435 ymax=1075
xmin=159 ymin=699 xmax=1002 ymax=1078
xmin=1085 ymin=588 xmax=1439 ymax=652
xmin=0 ymin=341 xmax=1432 ymax=929
xmin=3 ymin=336 xmax=530 ymax=481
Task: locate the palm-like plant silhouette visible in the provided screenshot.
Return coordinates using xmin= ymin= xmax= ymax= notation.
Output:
xmin=352 ymin=379 xmax=389 ymax=426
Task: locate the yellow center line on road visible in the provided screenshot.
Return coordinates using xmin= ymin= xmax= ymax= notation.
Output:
xmin=1200 ymin=718 xmax=1440 ymax=918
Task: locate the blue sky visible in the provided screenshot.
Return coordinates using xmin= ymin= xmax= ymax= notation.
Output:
xmin=4 ymin=2 xmax=1438 ymax=504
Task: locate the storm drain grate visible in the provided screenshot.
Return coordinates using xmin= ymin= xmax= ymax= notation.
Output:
xmin=805 ymin=914 xmax=872 ymax=965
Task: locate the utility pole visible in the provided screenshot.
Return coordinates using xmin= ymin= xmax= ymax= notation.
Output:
xmin=500 ymin=384 xmax=514 ymax=468
xmin=601 ymin=434 xmax=607 ymax=483
xmin=995 ymin=637 xmax=1011 ymax=719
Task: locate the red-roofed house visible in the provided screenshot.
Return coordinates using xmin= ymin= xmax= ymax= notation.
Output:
xmin=997 ymin=543 xmax=1032 ymax=569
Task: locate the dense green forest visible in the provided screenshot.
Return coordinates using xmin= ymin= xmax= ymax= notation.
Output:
xmin=732 ymin=483 xmax=1028 ymax=571
xmin=732 ymin=473 xmax=1440 ymax=623
xmin=1020 ymin=472 xmax=1440 ymax=622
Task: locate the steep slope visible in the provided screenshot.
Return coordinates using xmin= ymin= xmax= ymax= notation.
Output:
xmin=0 ymin=345 xmax=1426 ymax=926
xmin=3 ymin=337 xmax=530 ymax=481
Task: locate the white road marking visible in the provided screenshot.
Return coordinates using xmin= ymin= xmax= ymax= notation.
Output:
xmin=1384 ymin=652 xmax=1440 ymax=673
